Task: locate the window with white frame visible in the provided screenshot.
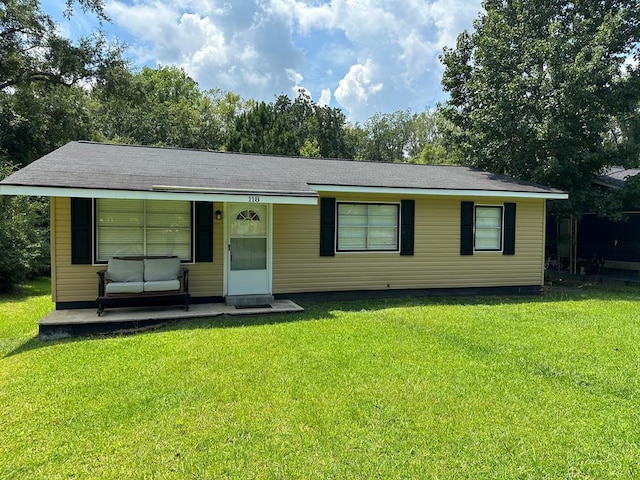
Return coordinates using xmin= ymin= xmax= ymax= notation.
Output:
xmin=337 ymin=203 xmax=399 ymax=251
xmin=475 ymin=205 xmax=503 ymax=251
xmin=96 ymin=199 xmax=192 ymax=262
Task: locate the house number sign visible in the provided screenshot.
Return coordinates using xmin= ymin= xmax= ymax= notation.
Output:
xmin=248 ymin=195 xmax=260 ymax=203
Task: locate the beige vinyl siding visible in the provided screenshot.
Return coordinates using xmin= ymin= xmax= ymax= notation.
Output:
xmin=51 ymin=197 xmax=223 ymax=303
xmin=272 ymin=193 xmax=545 ymax=294
xmin=52 ymin=192 xmax=546 ymax=304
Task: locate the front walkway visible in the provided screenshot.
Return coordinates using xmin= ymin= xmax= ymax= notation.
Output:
xmin=39 ymin=300 xmax=304 ymax=338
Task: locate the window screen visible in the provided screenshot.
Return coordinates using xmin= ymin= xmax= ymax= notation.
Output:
xmin=337 ymin=203 xmax=399 ymax=251
xmin=96 ymin=199 xmax=192 ymax=261
xmin=475 ymin=206 xmax=503 ymax=251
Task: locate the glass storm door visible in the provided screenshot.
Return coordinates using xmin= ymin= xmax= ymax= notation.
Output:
xmin=227 ymin=203 xmax=271 ymax=296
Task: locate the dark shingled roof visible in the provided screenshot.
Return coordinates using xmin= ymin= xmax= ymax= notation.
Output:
xmin=595 ymin=167 xmax=640 ymax=189
xmin=1 ymin=141 xmax=566 ymax=196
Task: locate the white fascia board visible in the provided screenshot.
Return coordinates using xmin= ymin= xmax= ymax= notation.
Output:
xmin=309 ymin=184 xmax=569 ymax=200
xmin=0 ymin=185 xmax=319 ymax=205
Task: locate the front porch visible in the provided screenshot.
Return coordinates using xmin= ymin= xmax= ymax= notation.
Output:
xmin=39 ymin=300 xmax=304 ymax=338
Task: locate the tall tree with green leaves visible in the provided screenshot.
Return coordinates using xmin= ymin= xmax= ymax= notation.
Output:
xmin=357 ymin=110 xmax=413 ymax=163
xmin=0 ymin=163 xmax=49 ymax=292
xmin=228 ymin=101 xmax=294 ymax=155
xmin=0 ymin=0 xmax=117 ymax=291
xmin=440 ymin=0 xmax=640 ymax=214
xmin=1 ymin=0 xmax=124 ymax=165
xmin=1 ymin=0 xmax=117 ymax=91
xmin=0 ymin=82 xmax=95 ymax=166
xmin=350 ymin=109 xmax=457 ymax=164
xmin=227 ymin=91 xmax=351 ymax=158
xmin=313 ymin=102 xmax=351 ymax=158
xmin=92 ymin=65 xmax=227 ymax=149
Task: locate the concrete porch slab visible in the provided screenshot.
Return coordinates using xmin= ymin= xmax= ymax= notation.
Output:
xmin=38 ymin=300 xmax=304 ymax=338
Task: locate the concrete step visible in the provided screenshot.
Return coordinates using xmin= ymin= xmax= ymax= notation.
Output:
xmin=225 ymin=294 xmax=275 ymax=307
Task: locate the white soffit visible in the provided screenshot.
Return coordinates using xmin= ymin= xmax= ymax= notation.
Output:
xmin=0 ymin=185 xmax=319 ymax=205
xmin=309 ymin=184 xmax=569 ymax=200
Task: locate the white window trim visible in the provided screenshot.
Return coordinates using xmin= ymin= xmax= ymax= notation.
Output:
xmin=474 ymin=204 xmax=504 ymax=252
xmin=94 ymin=199 xmax=195 ymax=264
xmin=336 ymin=201 xmax=400 ymax=253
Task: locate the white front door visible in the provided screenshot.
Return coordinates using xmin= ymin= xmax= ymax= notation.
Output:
xmin=226 ymin=203 xmax=271 ymax=296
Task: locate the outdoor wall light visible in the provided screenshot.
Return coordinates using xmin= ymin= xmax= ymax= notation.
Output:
xmin=215 ymin=210 xmax=222 ymax=220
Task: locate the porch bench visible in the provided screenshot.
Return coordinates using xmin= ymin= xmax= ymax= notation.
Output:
xmin=96 ymin=256 xmax=190 ymax=316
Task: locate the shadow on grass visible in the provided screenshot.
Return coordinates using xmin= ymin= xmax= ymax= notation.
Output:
xmin=4 ymin=305 xmax=330 ymax=358
xmin=0 ymin=277 xmax=51 ymax=304
xmin=5 ymin=281 xmax=639 ymax=359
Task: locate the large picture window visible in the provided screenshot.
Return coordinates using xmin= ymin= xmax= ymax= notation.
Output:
xmin=337 ymin=203 xmax=399 ymax=252
xmin=475 ymin=205 xmax=503 ymax=251
xmin=96 ymin=199 xmax=192 ymax=262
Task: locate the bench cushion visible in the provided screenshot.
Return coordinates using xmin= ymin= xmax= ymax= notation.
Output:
xmin=108 ymin=258 xmax=144 ymax=282
xmin=143 ymin=280 xmax=181 ymax=292
xmin=144 ymin=257 xmax=181 ymax=282
xmin=106 ymin=281 xmax=144 ymax=294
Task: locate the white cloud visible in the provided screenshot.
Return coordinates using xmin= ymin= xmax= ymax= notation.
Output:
xmin=93 ymin=0 xmax=483 ymax=121
xmin=428 ymin=0 xmax=482 ymax=49
xmin=318 ymin=88 xmax=332 ymax=107
xmin=334 ymin=60 xmax=384 ymax=118
xmin=286 ymin=68 xmax=303 ymax=85
xmin=281 ymin=0 xmax=482 ymax=117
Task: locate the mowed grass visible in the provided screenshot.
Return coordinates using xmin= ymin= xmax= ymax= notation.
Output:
xmin=1 ymin=280 xmax=640 ymax=479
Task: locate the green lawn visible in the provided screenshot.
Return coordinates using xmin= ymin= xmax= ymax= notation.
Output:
xmin=1 ymin=279 xmax=640 ymax=479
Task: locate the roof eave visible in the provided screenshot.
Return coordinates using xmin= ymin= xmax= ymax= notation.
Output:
xmin=0 ymin=182 xmax=570 ymax=202
xmin=593 ymin=178 xmax=622 ymax=189
xmin=309 ymin=184 xmax=569 ymax=200
xmin=0 ymin=184 xmax=319 ymax=205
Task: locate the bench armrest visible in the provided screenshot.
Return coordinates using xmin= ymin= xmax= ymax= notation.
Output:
xmin=97 ymin=269 xmax=107 ymax=297
xmin=182 ymin=268 xmax=189 ymax=294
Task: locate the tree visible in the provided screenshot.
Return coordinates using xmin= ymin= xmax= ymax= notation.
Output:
xmin=228 ymin=101 xmax=290 ymax=155
xmin=92 ymin=65 xmax=236 ymax=149
xmin=227 ymin=91 xmax=351 ymax=158
xmin=300 ymin=138 xmax=321 ymax=158
xmin=440 ymin=0 xmax=640 ymax=215
xmin=314 ymin=103 xmax=351 ymax=158
xmin=0 ymin=82 xmax=95 ymax=166
xmin=0 ymin=163 xmax=49 ymax=292
xmin=356 ymin=110 xmax=412 ymax=162
xmin=1 ymin=0 xmax=125 ymax=165
xmin=204 ymin=88 xmax=253 ymax=148
xmin=408 ymin=109 xmax=460 ymax=164
xmin=604 ymin=96 xmax=640 ymax=168
xmin=1 ymin=0 xmax=118 ymax=91
xmin=350 ymin=109 xmax=457 ymax=164
xmin=0 ymin=0 xmax=116 ymax=291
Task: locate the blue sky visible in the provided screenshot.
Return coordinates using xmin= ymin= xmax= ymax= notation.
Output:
xmin=43 ymin=0 xmax=483 ymax=123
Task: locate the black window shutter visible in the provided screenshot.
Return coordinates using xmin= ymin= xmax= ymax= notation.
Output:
xmin=503 ymin=202 xmax=516 ymax=255
xmin=400 ymin=200 xmax=415 ymax=256
xmin=71 ymin=197 xmax=93 ymax=265
xmin=460 ymin=201 xmax=474 ymax=256
xmin=195 ymin=202 xmax=214 ymax=262
xmin=320 ymin=197 xmax=336 ymax=256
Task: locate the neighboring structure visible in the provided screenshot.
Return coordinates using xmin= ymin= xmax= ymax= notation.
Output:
xmin=578 ymin=167 xmax=640 ymax=271
xmin=0 ymin=141 xmax=567 ymax=309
